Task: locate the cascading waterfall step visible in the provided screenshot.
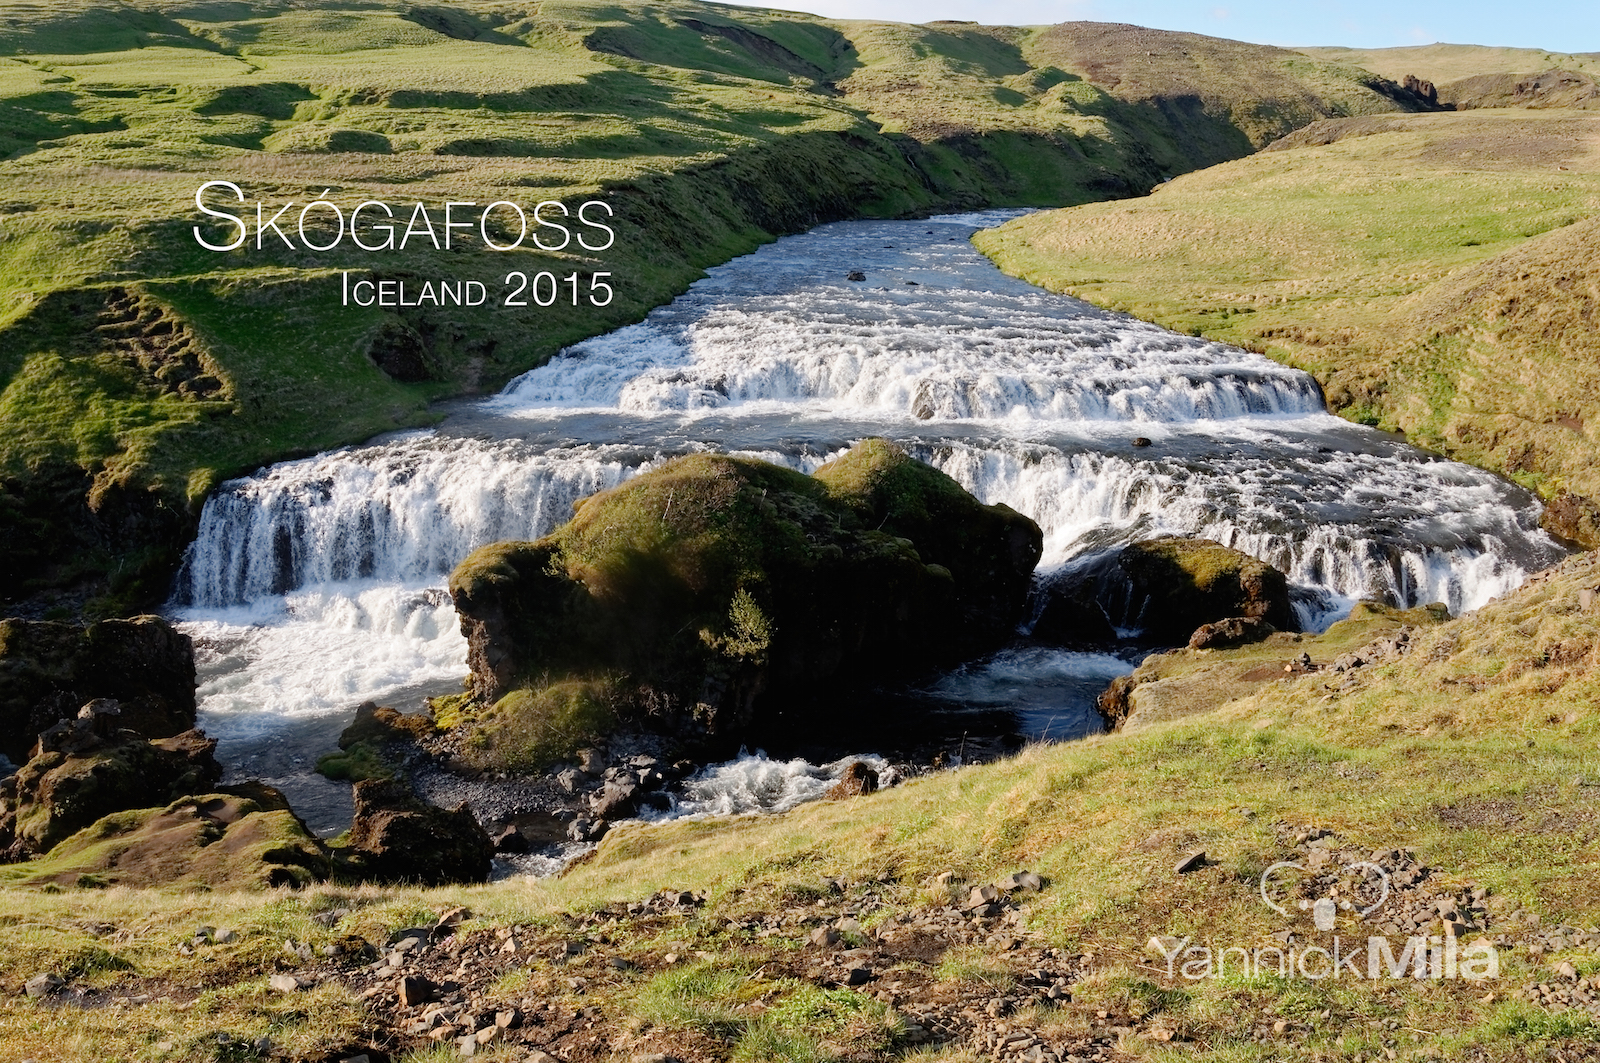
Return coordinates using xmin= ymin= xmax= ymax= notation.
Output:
xmin=166 ymin=210 xmax=1568 ymax=869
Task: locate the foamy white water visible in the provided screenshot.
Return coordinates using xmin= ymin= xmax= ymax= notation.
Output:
xmin=169 ymin=209 xmax=1565 ymax=821
xmin=644 ymin=753 xmax=896 ymax=820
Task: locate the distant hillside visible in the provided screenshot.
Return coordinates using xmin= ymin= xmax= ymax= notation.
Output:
xmin=978 ymin=110 xmax=1600 ymax=544
xmin=1303 ymin=43 xmax=1600 ymax=109
xmin=0 ymin=1 xmax=1423 ymax=612
xmin=1301 ymin=43 xmax=1600 ymax=84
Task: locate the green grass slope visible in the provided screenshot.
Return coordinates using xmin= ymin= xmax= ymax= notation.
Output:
xmin=1 ymin=555 xmax=1596 ymax=1061
xmin=1300 ymin=44 xmax=1600 ymax=86
xmin=1301 ymin=44 xmax=1600 ymax=110
xmin=977 ymin=110 xmax=1600 ymax=542
xmin=0 ymin=1 xmax=1422 ymax=612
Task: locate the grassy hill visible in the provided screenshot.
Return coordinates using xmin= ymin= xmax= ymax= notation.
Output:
xmin=977 ymin=109 xmax=1600 ymax=544
xmin=1300 ymin=44 xmax=1600 ymax=86
xmin=1301 ymin=44 xmax=1600 ymax=110
xmin=1 ymin=551 xmax=1596 ymax=1061
xmin=0 ymin=2 xmax=1424 ymax=613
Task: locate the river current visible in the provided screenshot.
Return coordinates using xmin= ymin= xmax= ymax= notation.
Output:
xmin=168 ymin=210 xmax=1565 ymax=835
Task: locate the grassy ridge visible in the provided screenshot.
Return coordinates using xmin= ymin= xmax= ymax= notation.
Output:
xmin=1 ymin=555 xmax=1595 ymax=1060
xmin=0 ymin=2 xmax=1425 ymax=611
xmin=976 ymin=110 xmax=1600 ymax=538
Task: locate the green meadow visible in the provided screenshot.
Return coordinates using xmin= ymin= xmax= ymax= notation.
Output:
xmin=978 ymin=109 xmax=1600 ymax=525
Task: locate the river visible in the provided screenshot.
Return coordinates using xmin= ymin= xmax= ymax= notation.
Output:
xmin=167 ymin=209 xmax=1565 ymax=838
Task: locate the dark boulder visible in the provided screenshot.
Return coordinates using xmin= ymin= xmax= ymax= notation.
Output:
xmin=1188 ymin=616 xmax=1277 ymax=650
xmin=343 ymin=779 xmax=494 ymax=886
xmin=826 ymin=760 xmax=879 ymax=799
xmin=1116 ymin=538 xmax=1295 ymax=643
xmin=448 ymin=440 xmax=1042 ymax=755
xmin=0 ymin=615 xmax=196 ymax=764
xmin=1 ymin=721 xmax=221 ymax=857
xmin=1030 ymin=580 xmax=1116 ymax=646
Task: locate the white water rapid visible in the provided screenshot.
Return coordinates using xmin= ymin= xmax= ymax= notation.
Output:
xmin=170 ymin=209 xmax=1565 ymax=838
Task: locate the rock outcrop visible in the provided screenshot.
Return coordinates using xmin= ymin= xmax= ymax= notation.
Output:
xmin=449 ymin=441 xmax=1042 ymax=753
xmin=343 ymin=779 xmax=495 ymax=886
xmin=1542 ymin=491 xmax=1600 ymax=550
xmin=1117 ymin=538 xmax=1295 ymax=643
xmin=0 ymin=615 xmax=196 ymax=764
xmin=1187 ymin=616 xmax=1277 ymax=650
xmin=4 ymin=784 xmax=330 ymax=889
xmin=1 ymin=717 xmax=221 ymax=857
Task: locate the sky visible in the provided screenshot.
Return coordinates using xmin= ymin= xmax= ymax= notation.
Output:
xmin=737 ymin=0 xmax=1599 ymax=53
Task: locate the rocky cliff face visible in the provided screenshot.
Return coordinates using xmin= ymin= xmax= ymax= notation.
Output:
xmin=449 ymin=441 xmax=1042 ymax=753
xmin=0 ymin=616 xmax=196 ymax=764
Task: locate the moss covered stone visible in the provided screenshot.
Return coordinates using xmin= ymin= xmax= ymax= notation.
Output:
xmin=2 ymin=786 xmax=329 ymax=890
xmin=1 ymin=727 xmax=221 ymax=857
xmin=449 ymin=441 xmax=1042 ymax=749
xmin=1117 ymin=537 xmax=1297 ymax=643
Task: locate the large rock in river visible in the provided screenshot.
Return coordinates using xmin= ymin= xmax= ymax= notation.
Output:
xmin=1116 ymin=538 xmax=1295 ymax=642
xmin=448 ymin=440 xmax=1042 ymax=748
xmin=342 ymin=778 xmax=494 ymax=886
xmin=1035 ymin=537 xmax=1295 ymax=647
xmin=0 ymin=615 xmax=196 ymax=764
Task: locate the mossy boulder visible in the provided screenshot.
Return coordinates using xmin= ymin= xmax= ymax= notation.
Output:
xmin=1 ymin=785 xmax=330 ymax=890
xmin=317 ymin=701 xmax=439 ymax=782
xmin=448 ymin=440 xmax=1042 ymax=753
xmin=1 ymin=725 xmax=220 ymax=857
xmin=0 ymin=616 xmax=196 ymax=764
xmin=1114 ymin=537 xmax=1296 ymax=643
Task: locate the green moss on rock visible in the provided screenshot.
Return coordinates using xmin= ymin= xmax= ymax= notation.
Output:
xmin=1118 ymin=536 xmax=1297 ymax=642
xmin=1 ymin=787 xmax=329 ymax=890
xmin=449 ymin=441 xmax=1042 ymax=750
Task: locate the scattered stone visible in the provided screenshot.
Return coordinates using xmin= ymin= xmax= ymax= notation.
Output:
xmin=999 ymin=870 xmax=1043 ymax=893
xmin=24 ymin=973 xmax=64 ymax=998
xmin=1174 ymin=851 xmax=1207 ymax=874
xmin=846 ymin=271 xmax=866 ymax=281
xmin=1131 ymin=437 xmax=1152 ymax=447
xmin=400 ymin=974 xmax=438 ymax=1007
xmin=965 ymin=884 xmax=1002 ymax=912
xmin=590 ymin=779 xmax=641 ymax=819
xmin=269 ymin=973 xmax=301 ymax=993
